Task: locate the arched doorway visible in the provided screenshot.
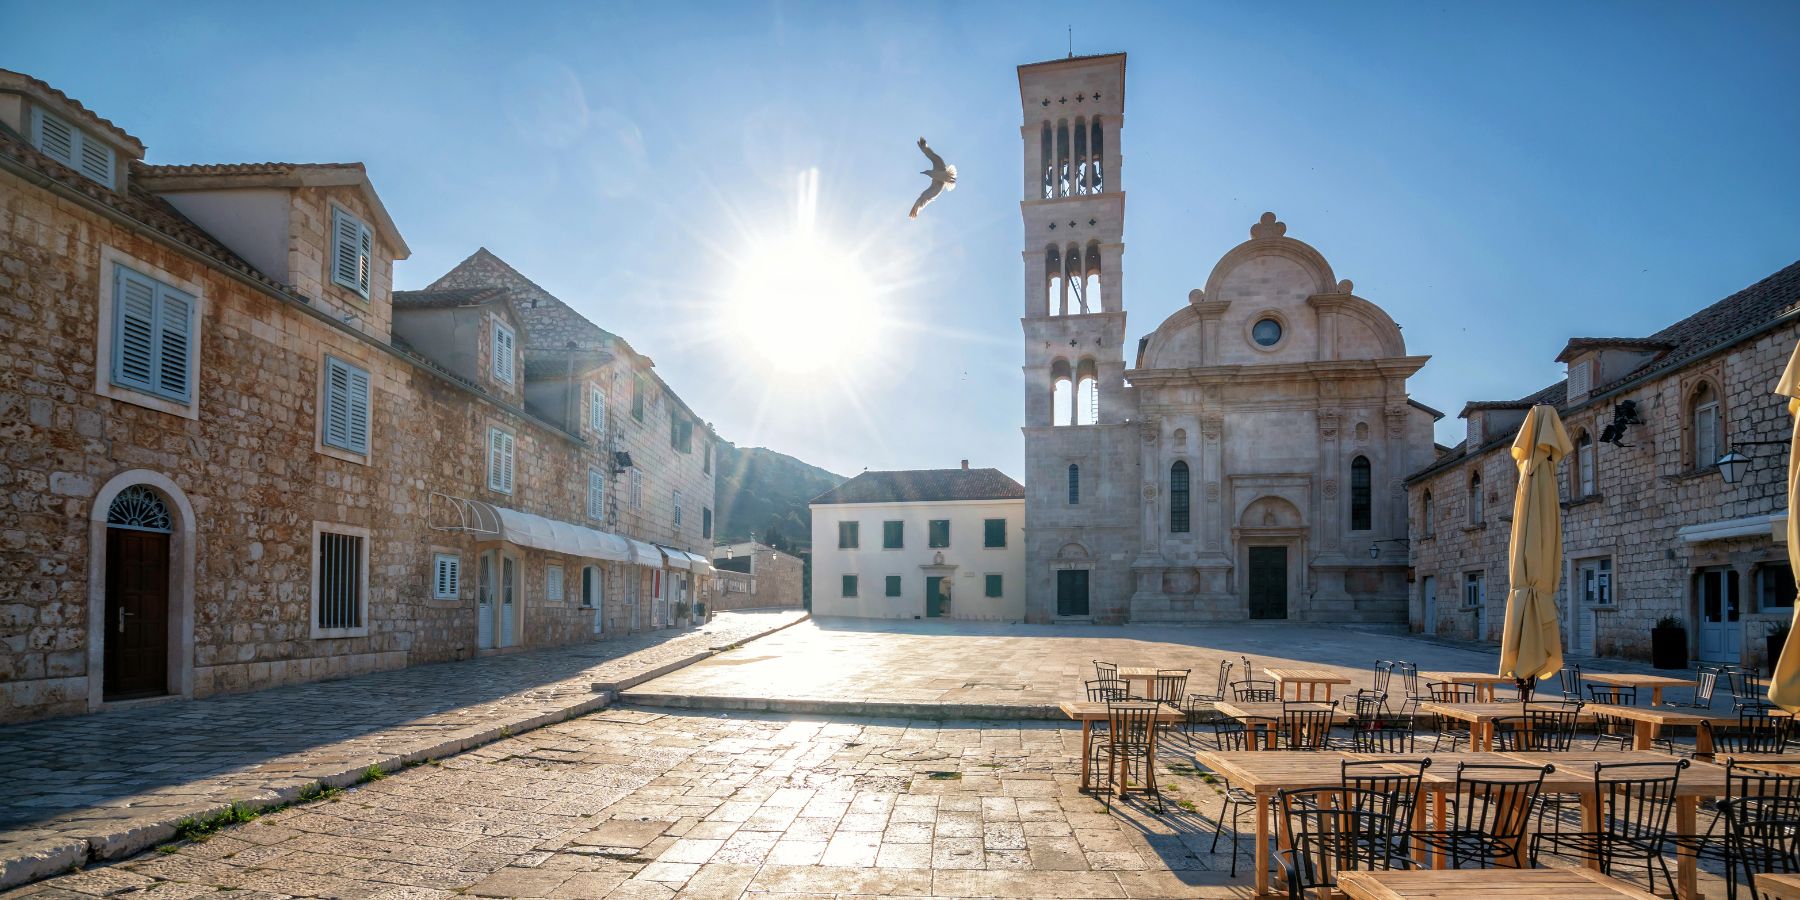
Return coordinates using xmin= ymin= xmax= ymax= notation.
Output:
xmin=103 ymin=486 xmax=171 ymax=699
xmin=88 ymin=470 xmax=195 ymax=709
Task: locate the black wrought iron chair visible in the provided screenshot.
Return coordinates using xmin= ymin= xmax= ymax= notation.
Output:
xmin=1350 ymin=714 xmax=1419 ymax=753
xmin=1207 ymin=720 xmax=1256 ymax=877
xmin=1424 ymin=682 xmax=1476 ymax=750
xmin=1654 ymin=665 xmax=1726 ymax=755
xmin=1094 ymin=659 xmax=1119 ymax=682
xmin=1558 ymin=662 xmax=1584 ymax=703
xmin=1341 ymin=757 xmax=1430 ymax=843
xmin=1492 ymin=704 xmax=1583 ymax=752
xmin=1085 ymin=678 xmax=1129 ymax=774
xmin=1410 ymin=763 xmax=1554 ymax=869
xmin=1184 ymin=660 xmax=1234 ymax=734
xmin=1718 ymin=764 xmax=1800 ymax=900
xmin=1373 ymin=660 xmax=1396 ymax=699
xmin=1530 ymin=759 xmax=1688 ymax=896
xmin=1428 ymin=681 xmax=1477 ymax=703
xmin=1728 ymin=666 xmax=1774 ymax=714
xmin=1276 ymin=786 xmax=1413 ymax=899
xmin=1592 ymin=706 xmax=1638 ymax=752
xmin=1233 ymin=679 xmax=1278 ymax=703
xmin=1587 ymin=683 xmax=1638 ymax=707
xmin=1702 ymin=710 xmax=1792 ymax=755
xmin=1095 ymin=700 xmax=1162 ymax=813
xmin=1280 ymin=700 xmax=1338 ymax=751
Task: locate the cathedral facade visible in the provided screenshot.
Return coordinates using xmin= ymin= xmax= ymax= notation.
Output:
xmin=1018 ymin=53 xmax=1439 ymax=624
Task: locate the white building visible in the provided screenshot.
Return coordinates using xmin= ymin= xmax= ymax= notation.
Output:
xmin=809 ymin=464 xmax=1026 ymax=621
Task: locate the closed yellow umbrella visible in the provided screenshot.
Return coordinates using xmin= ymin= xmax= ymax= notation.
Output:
xmin=1500 ymin=404 xmax=1574 ymax=695
xmin=1768 ymin=343 xmax=1800 ymax=713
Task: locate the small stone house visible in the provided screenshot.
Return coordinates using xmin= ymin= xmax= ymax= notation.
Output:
xmin=710 ymin=541 xmax=805 ymax=611
xmin=1405 ymin=261 xmax=1800 ymax=668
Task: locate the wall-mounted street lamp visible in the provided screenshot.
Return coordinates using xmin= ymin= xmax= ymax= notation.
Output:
xmin=1370 ymin=538 xmax=1411 ymax=559
xmin=1717 ymin=439 xmax=1786 ymax=485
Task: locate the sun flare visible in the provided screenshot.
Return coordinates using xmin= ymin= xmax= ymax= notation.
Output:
xmin=728 ymin=231 xmax=878 ymax=373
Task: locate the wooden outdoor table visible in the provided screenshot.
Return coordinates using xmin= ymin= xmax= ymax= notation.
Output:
xmin=1582 ymin=673 xmax=1695 ymax=705
xmin=1418 ymin=671 xmax=1518 ymax=702
xmin=1193 ymin=749 xmax=1381 ymax=897
xmin=1337 ymin=866 xmax=1661 ymax=900
xmin=1502 ymin=751 xmax=1731 ymax=900
xmin=1715 ymin=752 xmax=1800 ymax=775
xmin=1416 ymin=701 xmax=1597 ymax=751
xmin=1116 ymin=666 xmax=1188 ymax=699
xmin=1752 ymin=873 xmax=1800 ymax=900
xmin=1264 ymin=666 xmax=1353 ymax=701
xmin=1574 ymin=704 xmax=1742 ymax=754
xmin=1212 ymin=699 xmax=1350 ymax=750
xmin=1057 ymin=701 xmax=1183 ymax=794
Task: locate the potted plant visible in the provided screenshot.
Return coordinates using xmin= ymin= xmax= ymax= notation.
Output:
xmin=674 ymin=600 xmax=692 ymax=623
xmin=1651 ymin=616 xmax=1688 ymax=670
xmin=1768 ymin=620 xmax=1792 ymax=675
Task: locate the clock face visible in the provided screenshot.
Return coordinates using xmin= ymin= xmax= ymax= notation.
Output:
xmin=1252 ymin=318 xmax=1283 ymax=347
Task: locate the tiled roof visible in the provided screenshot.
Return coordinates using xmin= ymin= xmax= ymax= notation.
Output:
xmin=392 ymin=287 xmax=511 ymax=309
xmin=1554 ymin=337 xmax=1674 ymax=363
xmin=522 ymin=349 xmax=612 ymax=380
xmin=1410 ymin=260 xmax=1800 ymax=484
xmin=811 ymin=468 xmax=1025 ymax=505
xmin=135 ymin=161 xmax=367 ymax=178
xmin=0 ymin=69 xmax=144 ymax=155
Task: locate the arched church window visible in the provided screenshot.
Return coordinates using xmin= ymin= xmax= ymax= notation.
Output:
xmin=1350 ymin=456 xmax=1372 ymax=531
xmin=1073 ymin=117 xmax=1088 ymax=195
xmin=1065 ymin=246 xmax=1085 ymax=313
xmin=1170 ymin=461 xmax=1191 ymax=534
xmin=1090 ymin=117 xmax=1104 ymax=193
xmin=1051 ymin=359 xmax=1073 ymax=427
xmin=1056 ymin=121 xmax=1071 ymax=197
xmin=1041 ymin=122 xmax=1054 ymax=200
xmin=1068 ymin=464 xmax=1080 ymax=505
xmin=1045 ymin=245 xmax=1063 ymax=316
xmin=1421 ymin=490 xmax=1434 ymax=537
xmin=1075 ymin=358 xmax=1098 ymax=426
xmin=1084 ymin=243 xmax=1102 ymax=313
xmin=107 ymin=484 xmax=173 ymax=533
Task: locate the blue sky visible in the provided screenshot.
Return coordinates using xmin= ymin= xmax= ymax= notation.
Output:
xmin=11 ymin=2 xmax=1799 ymax=478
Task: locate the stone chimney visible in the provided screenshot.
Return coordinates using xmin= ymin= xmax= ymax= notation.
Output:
xmin=961 ymin=459 xmax=969 ymax=470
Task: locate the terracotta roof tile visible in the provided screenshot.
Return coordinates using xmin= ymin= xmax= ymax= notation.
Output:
xmin=811 ymin=468 xmax=1025 ymax=505
xmin=135 ymin=161 xmax=366 ymax=178
xmin=0 ymin=69 xmax=144 ymax=155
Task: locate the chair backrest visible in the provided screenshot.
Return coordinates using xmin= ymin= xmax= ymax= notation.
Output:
xmin=1558 ymin=662 xmax=1583 ymax=701
xmin=1233 ymin=679 xmax=1278 ymax=702
xmin=1720 ymin=761 xmax=1800 ymax=896
xmin=1396 ymin=661 xmax=1421 ymax=697
xmin=1592 ymin=760 xmax=1687 ymax=847
xmin=1372 ymin=660 xmax=1394 ymax=696
xmin=1348 ymin=689 xmax=1388 ymax=721
xmin=1427 ymin=681 xmax=1476 ymax=703
xmin=1281 ymin=701 xmax=1338 ymax=750
xmin=1094 ymin=660 xmax=1118 ymax=681
xmin=1341 ymin=758 xmax=1430 ymax=815
xmin=1212 ymin=719 xmax=1251 ymax=751
xmin=1351 ymin=715 xmax=1418 ymax=753
xmin=1491 ymin=705 xmax=1582 ymax=751
xmin=1703 ymin=710 xmax=1791 ymax=754
xmin=1276 ymin=786 xmax=1407 ymax=896
xmin=1086 ymin=678 xmax=1127 ymax=702
xmin=1105 ymin=700 xmax=1158 ymax=749
xmin=1586 ymin=683 xmax=1638 ymax=705
xmin=1212 ymin=659 xmax=1234 ymax=698
xmin=1730 ymin=667 xmax=1770 ymax=712
xmin=1691 ymin=666 xmax=1723 ymax=708
xmin=1153 ymin=669 xmax=1190 ymax=704
xmin=1449 ymin=764 xmax=1553 ymax=854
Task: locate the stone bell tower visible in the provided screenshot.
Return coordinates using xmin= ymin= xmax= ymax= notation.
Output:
xmin=1017 ymin=53 xmax=1139 ymax=623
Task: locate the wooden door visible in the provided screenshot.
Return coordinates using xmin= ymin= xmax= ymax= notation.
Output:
xmin=1247 ymin=546 xmax=1288 ymax=620
xmin=1056 ymin=569 xmax=1090 ymax=617
xmin=1421 ymin=575 xmax=1437 ymax=635
xmin=104 ymin=528 xmax=169 ymax=699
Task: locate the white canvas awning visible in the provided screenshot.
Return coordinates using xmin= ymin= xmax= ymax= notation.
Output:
xmin=1676 ymin=514 xmax=1777 ymax=544
xmin=658 ymin=545 xmax=693 ymax=570
xmin=628 ymin=539 xmax=663 ymax=567
xmin=477 ymin=504 xmax=632 ymax=562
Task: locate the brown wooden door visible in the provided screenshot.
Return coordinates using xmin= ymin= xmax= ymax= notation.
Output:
xmin=105 ymin=528 xmax=169 ymax=699
xmin=1247 ymin=546 xmax=1288 ymax=620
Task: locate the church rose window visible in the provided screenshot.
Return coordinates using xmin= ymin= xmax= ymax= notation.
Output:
xmin=1252 ymin=318 xmax=1283 ymax=347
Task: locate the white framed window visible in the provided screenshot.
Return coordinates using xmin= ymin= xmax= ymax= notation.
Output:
xmin=321 ymin=356 xmax=372 ymax=455
xmin=1578 ymin=557 xmax=1613 ymax=606
xmin=587 ymin=468 xmax=606 ymax=520
xmin=1464 ymin=571 xmax=1484 ymax=608
xmin=545 ymin=564 xmax=564 ymax=602
xmin=630 ymin=469 xmax=643 ymax=510
xmin=432 ymin=553 xmax=460 ymax=600
xmin=673 ymin=490 xmax=683 ymax=527
xmin=31 ymin=107 xmax=113 ymax=187
xmin=492 ymin=321 xmax=516 ymax=385
xmin=311 ymin=523 xmax=370 ymax=638
xmin=589 ymin=384 xmax=607 ymax=433
xmin=1468 ymin=471 xmax=1484 ymax=525
xmin=1576 ymin=433 xmax=1597 ymax=497
xmin=1692 ymin=385 xmax=1720 ymax=471
xmin=110 ymin=263 xmax=194 ymax=403
xmin=330 ymin=206 xmax=373 ymax=299
xmin=487 ymin=428 xmax=515 ymax=494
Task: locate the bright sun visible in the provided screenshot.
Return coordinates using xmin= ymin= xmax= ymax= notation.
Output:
xmin=728 ymin=232 xmax=878 ymax=373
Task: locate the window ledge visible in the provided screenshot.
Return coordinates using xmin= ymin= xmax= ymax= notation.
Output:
xmin=1462 ymin=523 xmax=1488 ymax=533
xmin=1666 ymin=468 xmax=1717 ymax=484
xmin=1562 ymin=495 xmax=1604 ymax=510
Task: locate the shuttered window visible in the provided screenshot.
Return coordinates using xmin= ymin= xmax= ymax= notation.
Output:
xmin=546 ymin=564 xmax=564 ymax=602
xmin=31 ymin=107 xmax=114 ymax=187
xmin=589 ymin=385 xmax=606 ymax=433
xmin=432 ymin=553 xmax=460 ymax=600
xmin=330 ymin=207 xmax=373 ymax=298
xmin=492 ymin=322 xmax=515 ymax=384
xmin=986 ymin=574 xmax=1004 ymax=598
xmin=588 ymin=469 xmax=606 ymax=520
xmin=316 ymin=531 xmax=365 ymax=630
xmin=321 ymin=356 xmax=371 ymax=455
xmin=673 ymin=490 xmax=683 ymax=527
xmin=886 ymin=575 xmax=902 ymax=597
xmin=703 ymin=507 xmax=712 ymax=539
xmin=984 ymin=518 xmax=1007 ymax=548
xmin=487 ymin=428 xmax=515 ymax=494
xmin=929 ymin=520 xmax=950 ymax=548
xmin=629 ymin=469 xmax=643 ymax=509
xmin=110 ymin=263 xmax=194 ymax=403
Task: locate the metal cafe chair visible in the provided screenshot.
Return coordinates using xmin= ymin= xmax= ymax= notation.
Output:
xmin=1587 ymin=683 xmax=1639 ymax=707
xmin=1558 ymin=662 xmax=1585 ymax=703
xmin=1093 ymin=659 xmax=1119 ymax=682
xmin=1668 ymin=759 xmax=1800 ymax=897
xmin=1372 ymin=659 xmax=1397 ymax=698
xmin=1410 ymin=763 xmax=1555 ymax=869
xmin=1095 ymin=700 xmax=1163 ymax=814
xmin=1207 ymin=721 xmax=1256 ymax=877
xmin=1280 ymin=700 xmax=1338 ymax=751
xmin=1530 ymin=760 xmax=1688 ymax=897
xmin=1427 ymin=681 xmax=1477 ymax=703
xmin=1702 ymin=710 xmax=1792 ymax=754
xmin=1654 ymin=665 xmax=1727 ymax=754
xmin=1183 ymin=660 xmax=1233 ymax=734
xmin=1232 ymin=679 xmax=1278 ymax=703
xmin=1492 ymin=704 xmax=1583 ymax=752
xmin=1341 ymin=757 xmax=1431 ymax=840
xmin=1350 ymin=714 xmax=1420 ymax=753
xmin=1276 ymin=786 xmax=1413 ymax=899
xmin=1084 ymin=678 xmax=1129 ymax=775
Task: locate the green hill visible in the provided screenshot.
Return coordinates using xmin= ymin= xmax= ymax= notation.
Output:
xmin=714 ymin=443 xmax=845 ymax=560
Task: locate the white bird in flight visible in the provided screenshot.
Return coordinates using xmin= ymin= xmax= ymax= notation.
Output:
xmin=909 ymin=137 xmax=956 ymax=219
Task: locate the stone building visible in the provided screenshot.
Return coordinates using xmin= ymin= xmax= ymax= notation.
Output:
xmin=810 ymin=464 xmax=1026 ymax=621
xmin=710 ymin=541 xmax=804 ymax=611
xmin=1405 ymin=260 xmax=1800 ymax=667
xmin=0 ymin=70 xmax=716 ymax=723
xmin=1016 ymin=53 xmax=1438 ymax=624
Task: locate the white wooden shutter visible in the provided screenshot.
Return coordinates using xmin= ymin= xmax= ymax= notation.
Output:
xmin=673 ymin=490 xmax=683 ymax=526
xmin=32 ymin=109 xmax=113 ymax=187
xmin=113 ymin=267 xmax=158 ymax=392
xmin=433 ymin=554 xmax=460 ymax=599
xmin=546 ymin=565 xmax=564 ymax=601
xmin=331 ymin=208 xmax=372 ymax=298
xmin=588 ymin=469 xmax=605 ymax=520
xmin=488 ymin=429 xmax=515 ymax=494
xmin=589 ymin=387 xmax=605 ymax=432
xmin=32 ymin=109 xmax=76 ymax=165
xmin=154 ymin=286 xmax=193 ymax=400
xmin=493 ymin=324 xmax=515 ymax=384
xmin=79 ymin=137 xmax=114 ymax=186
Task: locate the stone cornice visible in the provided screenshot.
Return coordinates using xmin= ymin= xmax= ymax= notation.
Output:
xmin=1128 ymin=356 xmax=1430 ymax=388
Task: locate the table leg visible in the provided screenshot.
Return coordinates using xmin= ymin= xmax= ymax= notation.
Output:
xmin=1580 ymin=795 xmax=1601 ymax=871
xmin=1409 ymin=791 xmax=1428 ymax=868
xmin=1697 ymin=724 xmax=1714 ymax=757
xmin=1079 ymin=720 xmax=1092 ymax=791
xmin=1476 ymin=720 xmax=1491 ymax=752
xmin=1634 ymin=720 xmax=1655 ymax=751
xmin=1677 ymin=795 xmax=1698 ymax=900
xmin=1432 ymin=791 xmax=1447 ymax=869
xmin=1255 ymin=794 xmax=1270 ymax=897
xmin=1653 ymin=686 xmax=1664 ymax=705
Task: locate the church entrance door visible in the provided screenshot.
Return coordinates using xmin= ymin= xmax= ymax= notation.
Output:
xmin=1247 ymin=546 xmax=1288 ymax=619
xmin=1056 ymin=569 xmax=1090 ymax=617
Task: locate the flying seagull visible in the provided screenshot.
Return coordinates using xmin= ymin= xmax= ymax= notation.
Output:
xmin=909 ymin=137 xmax=956 ymax=219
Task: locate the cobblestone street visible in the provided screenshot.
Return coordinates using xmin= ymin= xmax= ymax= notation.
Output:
xmin=0 ymin=611 xmax=807 ymax=888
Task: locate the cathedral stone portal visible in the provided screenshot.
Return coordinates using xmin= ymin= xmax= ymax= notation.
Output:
xmin=1017 ymin=53 xmax=1437 ymax=624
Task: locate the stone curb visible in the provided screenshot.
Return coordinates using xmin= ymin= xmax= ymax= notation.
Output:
xmin=616 ymin=691 xmax=1064 ymax=722
xmin=0 ymin=612 xmax=808 ymax=891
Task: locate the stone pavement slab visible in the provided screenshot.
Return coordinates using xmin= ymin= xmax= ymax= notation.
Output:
xmin=623 ymin=616 xmax=1694 ymax=717
xmin=0 ymin=610 xmax=806 ymax=889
